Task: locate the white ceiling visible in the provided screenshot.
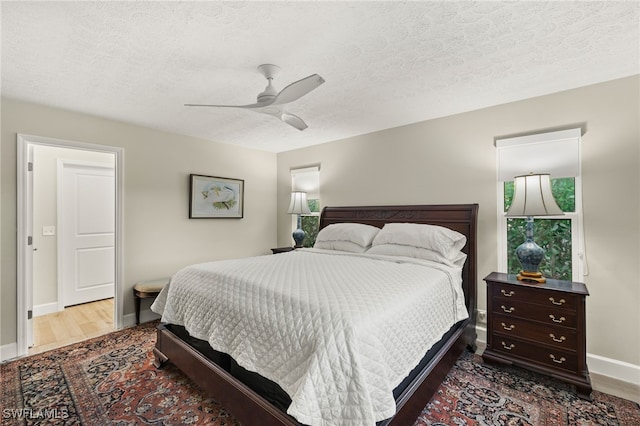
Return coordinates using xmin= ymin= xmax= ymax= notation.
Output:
xmin=2 ymin=1 xmax=638 ymax=153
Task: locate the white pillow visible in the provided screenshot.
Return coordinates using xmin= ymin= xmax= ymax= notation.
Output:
xmin=314 ymin=223 xmax=380 ymax=250
xmin=371 ymin=222 xmax=466 ymax=259
xmin=366 ymin=244 xmax=467 ymax=267
xmin=313 ymin=240 xmax=369 ymax=253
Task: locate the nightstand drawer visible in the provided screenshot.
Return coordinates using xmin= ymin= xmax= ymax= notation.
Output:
xmin=491 ymin=283 xmax=578 ymax=310
xmin=492 ymin=314 xmax=577 ymax=349
xmin=492 ymin=300 xmax=577 ymax=328
xmin=493 ymin=336 xmax=578 ymax=373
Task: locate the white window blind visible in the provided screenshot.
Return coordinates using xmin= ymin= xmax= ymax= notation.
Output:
xmin=291 ymin=166 xmax=320 ymax=199
xmin=496 ymin=128 xmax=581 ymax=181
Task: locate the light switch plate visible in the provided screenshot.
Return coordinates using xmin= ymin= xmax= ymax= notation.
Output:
xmin=43 ymin=225 xmax=56 ymax=236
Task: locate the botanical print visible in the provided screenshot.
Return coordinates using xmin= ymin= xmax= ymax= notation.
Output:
xmin=190 ymin=174 xmax=244 ymax=218
xmin=201 ymin=183 xmax=238 ymax=210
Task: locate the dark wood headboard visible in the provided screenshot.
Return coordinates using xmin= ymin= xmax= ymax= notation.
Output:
xmin=319 ymin=204 xmax=479 ymax=321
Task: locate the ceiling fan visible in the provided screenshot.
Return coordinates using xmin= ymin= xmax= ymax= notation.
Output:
xmin=185 ymin=64 xmax=325 ymax=131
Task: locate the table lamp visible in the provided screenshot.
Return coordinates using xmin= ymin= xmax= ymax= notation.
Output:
xmin=287 ymin=191 xmax=311 ymax=248
xmin=506 ymin=173 xmax=563 ymax=283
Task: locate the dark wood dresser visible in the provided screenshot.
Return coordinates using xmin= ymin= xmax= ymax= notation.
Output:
xmin=482 ymin=272 xmax=592 ymax=399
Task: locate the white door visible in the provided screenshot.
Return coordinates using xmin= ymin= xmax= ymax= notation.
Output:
xmin=59 ymin=161 xmax=115 ymax=306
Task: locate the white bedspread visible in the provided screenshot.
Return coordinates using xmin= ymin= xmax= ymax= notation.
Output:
xmin=152 ymin=249 xmax=467 ymax=426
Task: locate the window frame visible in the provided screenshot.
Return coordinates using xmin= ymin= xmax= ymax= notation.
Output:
xmin=290 ymin=166 xmax=320 ymax=247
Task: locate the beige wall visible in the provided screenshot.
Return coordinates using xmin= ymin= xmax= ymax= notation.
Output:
xmin=1 ymin=98 xmax=277 ymax=345
xmin=277 ymin=76 xmax=640 ymax=366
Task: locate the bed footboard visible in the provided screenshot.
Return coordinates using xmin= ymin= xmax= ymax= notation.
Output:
xmin=155 ymin=319 xmax=475 ymax=426
xmin=155 ymin=323 xmax=300 ymax=426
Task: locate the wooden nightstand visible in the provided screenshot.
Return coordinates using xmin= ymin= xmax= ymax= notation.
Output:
xmin=271 ymin=246 xmax=295 ymax=254
xmin=482 ymin=272 xmax=592 ymax=399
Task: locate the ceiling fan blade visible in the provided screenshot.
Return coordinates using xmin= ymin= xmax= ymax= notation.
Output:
xmin=281 ymin=112 xmax=308 ymax=131
xmin=254 ymin=107 xmax=307 ymax=131
xmin=271 ymin=74 xmax=325 ymax=106
xmin=184 ymin=100 xmax=274 ymax=109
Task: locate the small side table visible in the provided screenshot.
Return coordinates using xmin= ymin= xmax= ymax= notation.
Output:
xmin=271 ymin=246 xmax=295 ymax=254
xmin=133 ymin=278 xmax=169 ymax=324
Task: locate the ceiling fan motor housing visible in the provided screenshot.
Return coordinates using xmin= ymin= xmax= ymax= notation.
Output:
xmin=257 ymin=81 xmax=277 ymax=103
xmin=256 ymin=64 xmax=280 ymax=103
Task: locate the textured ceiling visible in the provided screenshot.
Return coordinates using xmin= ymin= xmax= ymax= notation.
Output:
xmin=2 ymin=1 xmax=638 ymax=153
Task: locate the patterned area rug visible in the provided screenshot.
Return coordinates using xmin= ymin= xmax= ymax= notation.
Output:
xmin=1 ymin=322 xmax=638 ymax=425
xmin=417 ymin=354 xmax=640 ymax=426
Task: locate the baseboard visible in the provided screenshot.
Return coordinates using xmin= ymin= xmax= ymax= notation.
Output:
xmin=0 ymin=342 xmax=17 ymax=362
xmin=33 ymin=302 xmax=60 ymax=317
xmin=587 ymin=353 xmax=640 ymax=385
xmin=587 ymin=354 xmax=640 ymax=403
xmin=474 ymin=324 xmax=640 ymax=402
xmin=475 ymin=324 xmax=487 ymax=347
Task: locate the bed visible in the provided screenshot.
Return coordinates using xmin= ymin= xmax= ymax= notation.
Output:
xmin=152 ymin=204 xmax=478 ymax=426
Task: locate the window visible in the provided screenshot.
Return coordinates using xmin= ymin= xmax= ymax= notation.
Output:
xmin=302 ymin=199 xmax=320 ymax=247
xmin=497 ymin=129 xmax=583 ymax=282
xmin=291 ymin=166 xmax=320 ymax=247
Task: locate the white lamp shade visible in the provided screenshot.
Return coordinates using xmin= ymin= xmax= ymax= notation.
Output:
xmin=506 ymin=174 xmax=563 ymax=217
xmin=287 ymin=191 xmax=311 ymax=215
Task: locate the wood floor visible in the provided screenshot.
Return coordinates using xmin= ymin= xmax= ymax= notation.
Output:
xmin=29 ymin=298 xmax=114 ymax=355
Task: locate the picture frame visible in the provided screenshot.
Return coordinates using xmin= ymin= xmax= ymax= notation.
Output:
xmin=189 ymin=174 xmax=244 ymax=219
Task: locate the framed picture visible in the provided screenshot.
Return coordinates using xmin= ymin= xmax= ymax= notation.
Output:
xmin=189 ymin=174 xmax=244 ymax=219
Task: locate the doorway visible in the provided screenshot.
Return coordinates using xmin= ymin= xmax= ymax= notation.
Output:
xmin=17 ymin=134 xmax=124 ymax=357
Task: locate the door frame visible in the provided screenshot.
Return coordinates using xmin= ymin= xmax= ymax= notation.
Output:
xmin=16 ymin=134 xmax=124 ymax=356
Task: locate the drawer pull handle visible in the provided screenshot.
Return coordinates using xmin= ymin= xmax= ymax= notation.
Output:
xmin=549 ymin=334 xmax=566 ymax=343
xmin=549 ymin=297 xmax=566 ymax=306
xmin=549 ymin=354 xmax=566 ymax=364
xmin=501 ymin=322 xmax=515 ymax=331
xmin=501 ymin=289 xmax=515 ymax=297
xmin=501 ymin=305 xmax=515 ymax=313
xmin=549 ymin=315 xmax=566 ymax=324
xmin=501 ymin=341 xmax=515 ymax=350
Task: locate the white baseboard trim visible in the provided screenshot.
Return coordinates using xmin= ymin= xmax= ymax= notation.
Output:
xmin=0 ymin=342 xmax=18 ymax=362
xmin=474 ymin=325 xmax=640 ymax=387
xmin=33 ymin=302 xmax=60 ymax=317
xmin=475 ymin=324 xmax=487 ymax=345
xmin=588 ymin=353 xmax=640 ymax=386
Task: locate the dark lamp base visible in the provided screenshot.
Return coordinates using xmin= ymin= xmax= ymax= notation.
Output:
xmin=517 ymin=270 xmax=546 ymax=283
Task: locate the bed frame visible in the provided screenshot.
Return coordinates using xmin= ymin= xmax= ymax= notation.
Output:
xmin=154 ymin=204 xmax=478 ymax=425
